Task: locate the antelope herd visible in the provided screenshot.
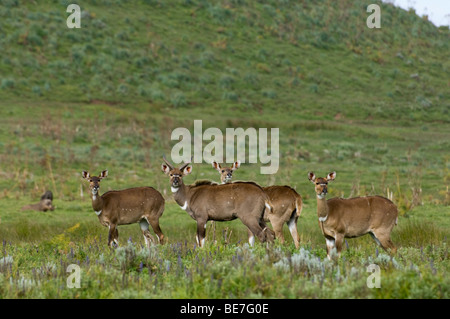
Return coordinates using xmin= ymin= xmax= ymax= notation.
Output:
xmin=75 ymin=156 xmax=399 ymax=259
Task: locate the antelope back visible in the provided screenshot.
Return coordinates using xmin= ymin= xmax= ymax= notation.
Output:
xmin=327 ymin=196 xmax=397 ymax=227
xmin=187 ymin=181 xmax=268 ymax=215
xmin=100 ymin=187 xmax=165 ymax=224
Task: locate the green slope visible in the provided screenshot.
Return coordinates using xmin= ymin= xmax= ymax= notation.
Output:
xmin=0 ymin=0 xmax=448 ymax=206
xmin=0 ymin=0 xmax=448 ymax=123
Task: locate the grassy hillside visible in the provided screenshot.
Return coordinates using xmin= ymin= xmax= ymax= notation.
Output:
xmin=0 ymin=0 xmax=448 ymax=198
xmin=0 ymin=0 xmax=448 ymax=122
xmin=0 ymin=0 xmax=449 ymax=299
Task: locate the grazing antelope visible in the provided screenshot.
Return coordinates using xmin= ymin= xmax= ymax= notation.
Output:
xmin=212 ymin=161 xmax=303 ymax=248
xmin=21 ymin=190 xmax=55 ymax=212
xmin=162 ymin=157 xmax=274 ymax=247
xmin=82 ymin=170 xmax=165 ymax=248
xmin=308 ymin=171 xmax=398 ymax=260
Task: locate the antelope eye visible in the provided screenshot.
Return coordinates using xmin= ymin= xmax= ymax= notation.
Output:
xmin=170 ymin=174 xmax=173 ymax=177
xmin=221 ymin=170 xmax=225 ymax=173
xmin=316 ymin=182 xmax=319 ymax=185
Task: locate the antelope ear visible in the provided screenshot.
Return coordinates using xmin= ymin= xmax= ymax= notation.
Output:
xmin=232 ymin=160 xmax=241 ymax=170
xmin=327 ymin=171 xmax=336 ymax=182
xmin=161 ymin=164 xmax=171 ymax=175
xmin=308 ymin=172 xmax=316 ymax=183
xmin=99 ymin=170 xmax=108 ymax=179
xmin=82 ymin=171 xmax=90 ymax=179
xmin=183 ymin=165 xmax=193 ymax=176
xmin=212 ymin=161 xmax=221 ymax=172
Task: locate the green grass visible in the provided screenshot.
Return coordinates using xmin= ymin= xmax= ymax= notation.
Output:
xmin=0 ymin=0 xmax=449 ymax=299
xmin=0 ymin=101 xmax=448 ymax=299
xmin=0 ymin=196 xmax=448 ymax=298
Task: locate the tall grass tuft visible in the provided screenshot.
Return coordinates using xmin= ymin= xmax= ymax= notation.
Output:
xmin=394 ymin=218 xmax=445 ymax=247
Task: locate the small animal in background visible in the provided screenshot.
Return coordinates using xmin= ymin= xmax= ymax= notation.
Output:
xmin=21 ymin=190 xmax=55 ymax=212
xmin=40 ymin=190 xmax=53 ymax=202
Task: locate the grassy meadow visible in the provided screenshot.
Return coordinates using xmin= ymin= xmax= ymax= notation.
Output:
xmin=0 ymin=0 xmax=449 ymax=299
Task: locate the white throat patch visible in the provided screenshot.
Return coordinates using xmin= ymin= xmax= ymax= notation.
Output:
xmin=180 ymin=201 xmax=188 ymax=211
xmin=171 ymin=187 xmax=179 ymax=193
xmin=95 ymin=210 xmax=102 ymax=216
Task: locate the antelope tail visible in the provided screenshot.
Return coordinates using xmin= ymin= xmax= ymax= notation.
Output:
xmin=295 ymin=197 xmax=303 ymax=217
xmin=265 ymin=200 xmax=274 ymax=214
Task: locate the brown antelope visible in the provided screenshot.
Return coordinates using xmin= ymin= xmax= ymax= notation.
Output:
xmin=21 ymin=191 xmax=55 ymax=212
xmin=212 ymin=161 xmax=303 ymax=248
xmin=212 ymin=160 xmax=241 ymax=184
xmin=82 ymin=170 xmax=165 ymax=248
xmin=308 ymin=171 xmax=398 ymax=260
xmin=162 ymin=157 xmax=274 ymax=247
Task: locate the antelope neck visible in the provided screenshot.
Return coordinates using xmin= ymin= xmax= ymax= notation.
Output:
xmin=173 ymin=183 xmax=188 ymax=207
xmin=91 ymin=192 xmax=103 ymax=213
xmin=316 ymin=196 xmax=329 ymax=222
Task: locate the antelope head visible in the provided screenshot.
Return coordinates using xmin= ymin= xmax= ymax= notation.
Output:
xmin=308 ymin=171 xmax=336 ymax=199
xmin=161 ymin=156 xmax=192 ymax=192
xmin=82 ymin=170 xmax=108 ymax=197
xmin=212 ymin=160 xmax=240 ymax=184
